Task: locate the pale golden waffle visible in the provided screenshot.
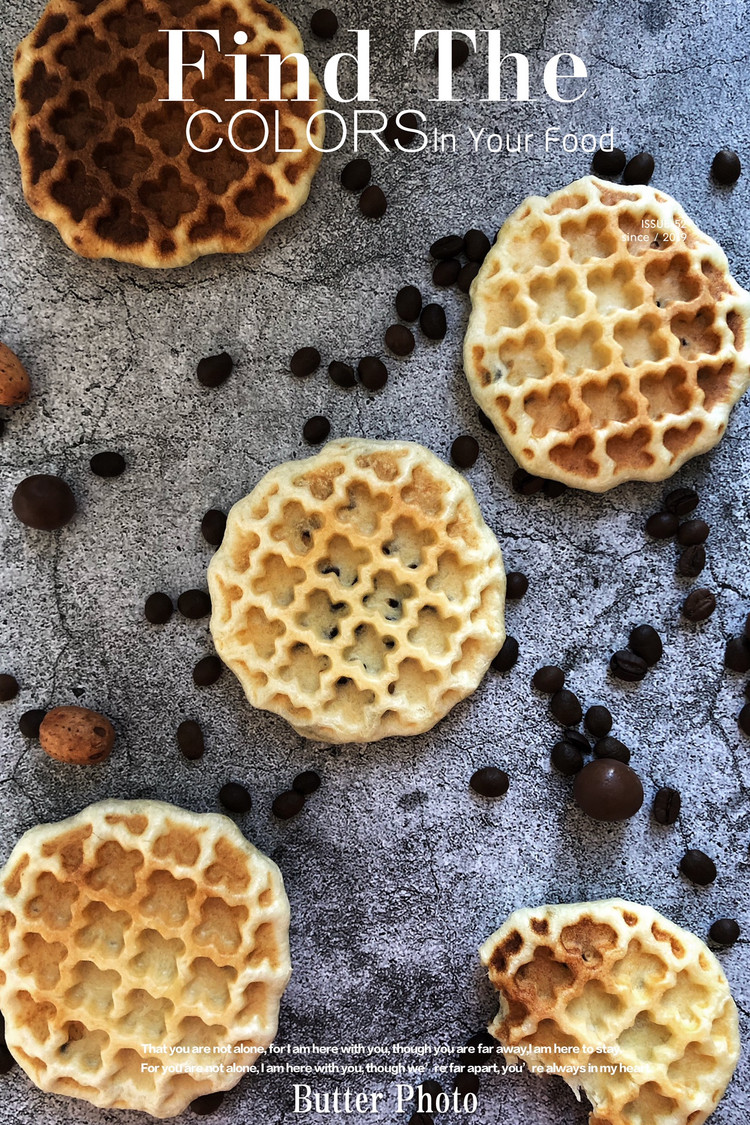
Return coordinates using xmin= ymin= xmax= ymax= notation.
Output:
xmin=0 ymin=799 xmax=290 ymax=1117
xmin=208 ymin=438 xmax=506 ymax=743
xmin=480 ymin=898 xmax=740 ymax=1125
xmin=12 ymin=0 xmax=324 ymax=267
xmin=464 ymin=177 xmax=750 ymax=491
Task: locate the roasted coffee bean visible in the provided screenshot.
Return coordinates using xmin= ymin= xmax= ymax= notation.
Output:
xmin=679 ymin=848 xmax=717 ymax=885
xmin=385 ymin=324 xmax=415 ymax=356
xmin=177 ymin=720 xmax=204 ymax=761
xmin=419 ymin=303 xmax=447 ymax=340
xmin=190 ymin=1091 xmax=224 ymax=1115
xmin=303 ymin=415 xmax=331 ymax=444
xmin=90 ymin=451 xmax=126 ymax=477
xmin=477 ymin=407 xmax=496 ymax=433
xmin=645 ymin=510 xmax=678 ymax=539
xmin=290 ymin=346 xmax=320 ymax=377
xmin=712 ymin=149 xmax=742 ymax=185
xmin=193 ymin=655 xmax=222 ymax=686
xmin=709 ymin=918 xmax=740 ymax=945
xmin=652 ymin=786 xmax=681 ymax=825
xmin=593 ymin=736 xmax=630 ymax=764
xmin=178 ymin=589 xmax=211 ymax=619
xmin=470 ymin=766 xmax=509 ymax=797
xmin=145 ymin=591 xmax=173 ymax=624
xmin=395 ymin=285 xmax=422 ymax=321
xmin=464 ymin=228 xmax=491 ymax=262
xmin=609 ymin=649 xmax=648 ymax=682
xmin=13 ymin=474 xmax=76 ymax=530
xmin=551 ymin=741 xmax=584 ymax=775
xmin=408 ymin=1113 xmax=433 ymax=1125
xmin=562 ymin=728 xmax=590 ymax=755
xmin=739 ymin=703 xmax=750 ymax=736
xmin=430 ymin=234 xmax=465 ymax=259
xmin=293 ymin=770 xmax=321 ymax=795
xmin=434 ymin=38 xmax=470 ymax=68
xmin=0 ymin=1039 xmax=13 ymax=1075
xmin=677 ymin=518 xmax=709 ymax=546
xmin=384 ymin=111 xmax=421 ymax=149
xmin=461 ymin=1029 xmax=496 ymax=1060
xmin=340 ymin=157 xmax=371 ymax=191
xmin=201 ymin=509 xmax=226 ymax=546
xmin=533 ymin=665 xmax=565 ymax=693
xmin=417 ymin=1078 xmax=443 ymax=1101
xmin=328 ymin=360 xmax=357 ymax=387
xmin=550 ymin=688 xmax=582 ymax=725
xmin=454 ymin=1070 xmax=480 ymax=1097
xmin=433 ymin=258 xmax=461 ymax=287
xmin=744 ymin=612 xmax=750 ymax=639
xmin=359 ymin=184 xmax=387 ymax=217
xmin=628 ymin=624 xmax=663 ymax=665
xmin=19 ymin=708 xmax=46 ymax=738
xmin=678 ymin=544 xmax=706 ymax=577
xmin=745 ymin=682 xmax=750 ymax=701
xmin=219 ymin=782 xmax=252 ymax=813
xmin=543 ymin=478 xmax=567 ymax=498
xmin=457 ymin=261 xmax=480 ymax=292
xmin=450 ymin=435 xmax=479 ymax=469
xmin=196 ymin=351 xmax=232 ymax=387
xmin=573 ymin=759 xmax=644 ymax=821
xmin=273 ymin=789 xmax=305 ymax=819
xmin=505 ymin=571 xmax=528 ymax=599
xmin=664 ymin=487 xmax=699 ymax=516
xmin=592 ymin=146 xmax=627 ymax=176
xmin=310 ymin=7 xmax=338 ymax=37
xmin=491 ymin=636 xmax=519 ymax=672
xmin=585 ymin=705 xmax=612 ymax=738
xmin=511 ymin=467 xmax=543 ymax=495
xmin=358 ymin=356 xmax=388 ymax=390
xmin=683 ymin=588 xmax=716 ymax=621
xmin=725 ymin=637 xmax=750 ymax=673
xmin=623 ymin=151 xmax=654 ymax=185
xmin=0 ymin=674 xmax=19 ymax=702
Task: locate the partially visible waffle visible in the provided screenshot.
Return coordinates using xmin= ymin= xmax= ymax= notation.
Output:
xmin=0 ymin=799 xmax=290 ymax=1117
xmin=465 ymin=177 xmax=750 ymax=490
xmin=208 ymin=438 xmax=506 ymax=743
xmin=480 ymin=898 xmax=739 ymax=1125
xmin=12 ymin=0 xmax=324 ymax=266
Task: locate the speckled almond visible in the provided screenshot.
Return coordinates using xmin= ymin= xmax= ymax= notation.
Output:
xmin=0 ymin=342 xmax=30 ymax=406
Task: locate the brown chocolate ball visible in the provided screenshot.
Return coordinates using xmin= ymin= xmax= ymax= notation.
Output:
xmin=12 ymin=474 xmax=76 ymax=530
xmin=573 ymin=759 xmax=644 ymax=821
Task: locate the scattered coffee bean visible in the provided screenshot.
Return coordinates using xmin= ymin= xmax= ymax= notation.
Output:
xmin=430 ymin=234 xmax=464 ymax=260
xmin=744 ymin=612 xmax=750 ymax=638
xmin=491 ymin=636 xmax=518 ymax=672
xmin=303 ymin=415 xmax=331 ymax=444
xmin=573 ymin=759 xmax=644 ymax=821
xmin=358 ymin=356 xmax=388 ymax=390
xmin=745 ymin=682 xmax=750 ymax=701
xmin=477 ymin=408 xmax=496 ymax=433
xmin=683 ymin=588 xmax=716 ymax=622
xmin=384 ymin=111 xmax=421 ymax=149
xmin=193 ymin=655 xmax=222 ymax=686
xmin=434 ymin=38 xmax=470 ymax=68
xmin=433 ymin=258 xmax=461 ymax=287
xmin=505 ymin=571 xmax=528 ymax=599
xmin=12 ymin=474 xmax=76 ymax=530
xmin=190 ymin=1091 xmax=224 ymax=1115
xmin=652 ymin=786 xmax=681 ymax=825
xmin=408 ymin=1113 xmax=433 ymax=1125
xmin=563 ymin=728 xmax=591 ymax=755
xmin=664 ymin=487 xmax=699 ymax=516
xmin=543 ymin=479 xmax=567 ymax=498
xmin=551 ymin=741 xmax=584 ymax=775
xmin=196 ymin=351 xmax=232 ymax=387
xmin=469 ymin=766 xmax=509 ymax=798
xmin=273 ymin=789 xmax=305 ymax=819
xmin=219 ymin=782 xmax=252 ymax=813
xmin=201 ymin=509 xmax=226 ymax=547
xmin=328 ymin=360 xmax=357 ymax=387
xmin=359 ymin=185 xmax=387 ymax=218
xmin=709 ymin=918 xmax=740 ymax=945
xmin=679 ymin=848 xmax=717 ymax=885
xmin=609 ymin=649 xmax=648 ymax=682
xmin=290 ymin=346 xmax=320 ymax=377
xmin=677 ymin=518 xmax=709 ymax=546
xmin=712 ymin=149 xmax=741 ymax=185
xmin=450 ymin=435 xmax=479 ymax=469
xmin=678 ymin=543 xmax=706 ymax=577
xmin=592 ymin=146 xmax=627 ymax=176
xmin=628 ymin=624 xmax=663 ymax=665
xmin=0 ymin=1037 xmax=13 ymax=1076
xmin=511 ymin=468 xmax=544 ymax=495
xmin=395 ymin=285 xmax=422 ymax=321
xmin=0 ymin=675 xmax=19 ymax=702
xmin=464 ymin=229 xmax=491 ymax=262
xmin=454 ymin=1070 xmax=479 ymax=1097
xmin=593 ymin=736 xmax=630 ymax=764
xmin=457 ymin=261 xmax=480 ymax=292
xmin=19 ymin=708 xmax=46 ymax=738
xmin=293 ymin=770 xmax=321 ymax=795
xmin=385 ymin=324 xmax=415 ymax=356
xmin=417 ymin=1078 xmax=443 ymax=1102
xmin=645 ymin=510 xmax=678 ymax=539
xmin=623 ymin=151 xmax=655 ymax=185
xmin=145 ymin=591 xmax=173 ymax=624
xmin=585 ymin=705 xmax=612 ymax=738
xmin=419 ymin=303 xmax=447 ymax=340
xmin=340 ymin=157 xmax=371 ymax=191
xmin=177 ymin=720 xmax=204 ymax=761
xmin=90 ymin=451 xmax=125 ymax=477
xmin=533 ymin=665 xmax=564 ymax=693
xmin=550 ymin=688 xmax=582 ymax=725
xmin=178 ymin=589 xmax=211 ymax=619
xmin=725 ymin=637 xmax=750 ymax=673
xmin=739 ymin=703 xmax=750 ymax=736
xmin=310 ymin=7 xmax=338 ymax=37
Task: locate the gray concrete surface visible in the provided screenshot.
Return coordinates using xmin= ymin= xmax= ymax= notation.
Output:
xmin=0 ymin=0 xmax=748 ymax=1122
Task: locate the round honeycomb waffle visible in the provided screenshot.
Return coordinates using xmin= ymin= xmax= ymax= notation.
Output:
xmin=12 ymin=0 xmax=324 ymax=267
xmin=480 ymin=898 xmax=740 ymax=1125
xmin=0 ymin=799 xmax=290 ymax=1117
xmin=464 ymin=176 xmax=750 ymax=491
xmin=207 ymin=438 xmax=506 ymax=744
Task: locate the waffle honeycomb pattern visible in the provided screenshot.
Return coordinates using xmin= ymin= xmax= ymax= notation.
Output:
xmin=12 ymin=0 xmax=324 ymax=266
xmin=0 ymin=800 xmax=291 ymax=1117
xmin=208 ymin=439 xmax=506 ymax=744
xmin=480 ymin=898 xmax=740 ymax=1125
xmin=464 ymin=177 xmax=750 ymax=491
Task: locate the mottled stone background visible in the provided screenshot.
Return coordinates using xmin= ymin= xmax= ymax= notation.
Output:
xmin=0 ymin=0 xmax=748 ymax=1121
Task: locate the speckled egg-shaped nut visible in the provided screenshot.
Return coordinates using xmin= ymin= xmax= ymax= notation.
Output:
xmin=0 ymin=343 xmax=30 ymax=406
xmin=39 ymin=706 xmax=115 ymax=764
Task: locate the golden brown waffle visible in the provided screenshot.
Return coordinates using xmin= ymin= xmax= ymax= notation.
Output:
xmin=208 ymin=438 xmax=506 ymax=743
xmin=465 ymin=177 xmax=750 ymax=491
xmin=12 ymin=0 xmax=324 ymax=267
xmin=480 ymin=898 xmax=739 ymax=1125
xmin=0 ymin=799 xmax=290 ymax=1117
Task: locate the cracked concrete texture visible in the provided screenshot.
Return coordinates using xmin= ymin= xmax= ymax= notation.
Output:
xmin=0 ymin=0 xmax=749 ymax=1122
